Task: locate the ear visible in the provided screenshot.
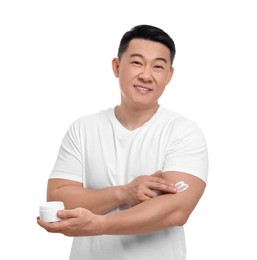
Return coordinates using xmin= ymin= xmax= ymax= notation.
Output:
xmin=112 ymin=58 xmax=120 ymax=77
xmin=167 ymin=67 xmax=174 ymax=83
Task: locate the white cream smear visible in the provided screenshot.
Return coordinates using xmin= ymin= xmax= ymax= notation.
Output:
xmin=175 ymin=181 xmax=189 ymax=192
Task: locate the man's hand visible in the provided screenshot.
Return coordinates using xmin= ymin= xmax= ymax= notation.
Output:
xmin=119 ymin=171 xmax=177 ymax=206
xmin=37 ymin=208 xmax=103 ymax=237
xmin=37 ymin=172 xmax=205 ymax=236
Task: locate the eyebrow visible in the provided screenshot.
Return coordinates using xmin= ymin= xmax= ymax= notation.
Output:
xmin=130 ymin=53 xmax=168 ymax=64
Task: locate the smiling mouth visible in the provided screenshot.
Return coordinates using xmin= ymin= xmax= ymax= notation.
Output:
xmin=134 ymin=85 xmax=153 ymax=94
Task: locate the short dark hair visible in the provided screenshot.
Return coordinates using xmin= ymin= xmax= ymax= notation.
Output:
xmin=118 ymin=24 xmax=176 ymax=65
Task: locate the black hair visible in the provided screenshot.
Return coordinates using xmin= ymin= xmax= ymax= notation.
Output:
xmin=117 ymin=24 xmax=176 ymax=65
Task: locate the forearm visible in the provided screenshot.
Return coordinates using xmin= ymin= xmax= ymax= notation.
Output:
xmin=99 ymin=172 xmax=205 ymax=235
xmin=38 ymin=193 xmax=188 ymax=237
xmin=47 ymin=181 xmax=124 ymax=215
xmin=38 ymin=173 xmax=204 ymax=237
xmin=47 ymin=172 xmax=175 ymax=215
xmin=101 ymin=193 xmax=187 ymax=235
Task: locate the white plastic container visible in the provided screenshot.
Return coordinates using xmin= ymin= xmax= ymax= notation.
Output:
xmin=39 ymin=201 xmax=64 ymax=222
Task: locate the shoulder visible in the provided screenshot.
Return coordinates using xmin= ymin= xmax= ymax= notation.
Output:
xmin=158 ymin=107 xmax=207 ymax=150
xmin=70 ymin=108 xmax=113 ymax=129
xmin=62 ymin=108 xmax=113 ymax=141
xmin=159 ymin=106 xmax=202 ymax=133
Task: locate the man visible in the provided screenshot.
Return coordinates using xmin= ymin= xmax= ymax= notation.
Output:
xmin=37 ymin=24 xmax=208 ymax=260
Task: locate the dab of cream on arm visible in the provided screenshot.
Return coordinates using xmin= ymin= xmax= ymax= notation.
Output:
xmin=175 ymin=181 xmax=189 ymax=192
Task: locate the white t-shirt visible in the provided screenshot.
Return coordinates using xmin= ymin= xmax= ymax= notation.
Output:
xmin=50 ymin=106 xmax=208 ymax=260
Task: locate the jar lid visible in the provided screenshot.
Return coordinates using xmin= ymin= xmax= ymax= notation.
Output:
xmin=39 ymin=201 xmax=64 ymax=210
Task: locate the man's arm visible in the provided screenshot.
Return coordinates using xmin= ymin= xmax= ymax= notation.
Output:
xmin=37 ymin=171 xmax=205 ymax=236
xmin=102 ymin=171 xmax=205 ymax=234
xmin=47 ymin=178 xmax=123 ymax=214
xmin=47 ymin=171 xmax=176 ymax=215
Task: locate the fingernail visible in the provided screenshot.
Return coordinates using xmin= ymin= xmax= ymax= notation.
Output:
xmin=57 ymin=210 xmax=64 ymax=216
xmin=169 ymin=186 xmax=176 ymax=192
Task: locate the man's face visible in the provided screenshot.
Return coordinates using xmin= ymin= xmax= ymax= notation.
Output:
xmin=112 ymin=38 xmax=174 ymax=109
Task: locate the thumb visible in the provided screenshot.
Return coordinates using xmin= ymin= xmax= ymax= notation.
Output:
xmin=57 ymin=209 xmax=77 ymax=219
xmin=151 ymin=170 xmax=162 ymax=178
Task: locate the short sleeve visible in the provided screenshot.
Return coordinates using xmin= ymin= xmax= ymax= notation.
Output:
xmin=162 ymin=121 xmax=208 ymax=183
xmin=49 ymin=121 xmax=83 ymax=183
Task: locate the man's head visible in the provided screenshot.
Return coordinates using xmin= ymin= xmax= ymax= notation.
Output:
xmin=112 ymin=25 xmax=175 ymax=109
xmin=118 ymin=25 xmax=176 ymax=66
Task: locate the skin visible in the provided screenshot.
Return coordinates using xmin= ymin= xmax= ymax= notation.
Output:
xmin=37 ymin=39 xmax=206 ymax=236
xmin=45 ymin=171 xmax=176 ymax=214
xmin=113 ymin=39 xmax=174 ymax=130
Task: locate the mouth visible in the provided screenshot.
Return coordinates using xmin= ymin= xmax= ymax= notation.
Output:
xmin=133 ymin=85 xmax=153 ymax=94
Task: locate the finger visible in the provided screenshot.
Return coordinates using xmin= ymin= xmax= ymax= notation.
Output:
xmin=149 ymin=176 xmax=174 ymax=186
xmin=57 ymin=209 xmax=79 ymax=219
xmin=137 ymin=194 xmax=152 ymax=203
xmin=37 ymin=218 xmax=58 ymax=231
xmin=151 ymin=170 xmax=162 ymax=178
xmin=37 ymin=217 xmax=69 ymax=234
xmin=143 ymin=188 xmax=160 ymax=198
xmin=147 ymin=182 xmax=177 ymax=193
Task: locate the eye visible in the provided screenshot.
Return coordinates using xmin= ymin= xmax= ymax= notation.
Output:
xmin=153 ymin=65 xmax=164 ymax=71
xmin=131 ymin=60 xmax=142 ymax=66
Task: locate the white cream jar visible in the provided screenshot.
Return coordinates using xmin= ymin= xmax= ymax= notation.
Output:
xmin=39 ymin=201 xmax=64 ymax=222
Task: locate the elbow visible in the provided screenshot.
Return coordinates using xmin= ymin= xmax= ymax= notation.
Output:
xmin=177 ymin=213 xmax=190 ymax=226
xmin=168 ymin=209 xmax=191 ymax=227
xmin=47 ymin=188 xmax=62 ymax=202
xmin=47 ymin=188 xmax=57 ymax=202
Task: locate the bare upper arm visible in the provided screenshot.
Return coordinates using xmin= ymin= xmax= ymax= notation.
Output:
xmin=162 ymin=171 xmax=206 ymax=219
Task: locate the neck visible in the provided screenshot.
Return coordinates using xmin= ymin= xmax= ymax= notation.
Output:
xmin=115 ymin=103 xmax=159 ymax=130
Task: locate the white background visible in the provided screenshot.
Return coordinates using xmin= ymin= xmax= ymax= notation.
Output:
xmin=1 ymin=0 xmax=256 ymax=259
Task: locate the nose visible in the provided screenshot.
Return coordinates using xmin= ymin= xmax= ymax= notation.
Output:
xmin=138 ymin=66 xmax=153 ymax=82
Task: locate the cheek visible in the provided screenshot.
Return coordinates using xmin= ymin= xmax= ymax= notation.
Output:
xmin=119 ymin=68 xmax=135 ymax=84
xmin=118 ymin=73 xmax=130 ymax=92
xmin=156 ymin=77 xmax=168 ymax=88
xmin=157 ymin=74 xmax=171 ymax=88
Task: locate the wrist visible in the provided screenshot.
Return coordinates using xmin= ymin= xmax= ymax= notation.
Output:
xmin=114 ymin=185 xmax=127 ymax=205
xmin=98 ymin=214 xmax=111 ymax=235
